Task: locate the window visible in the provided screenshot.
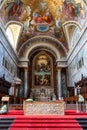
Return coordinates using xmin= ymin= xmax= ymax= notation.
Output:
xmin=2 ymin=57 xmax=14 ymax=73
xmin=77 ymin=57 xmax=84 ymax=70
xmin=6 ymin=23 xmax=22 ymax=50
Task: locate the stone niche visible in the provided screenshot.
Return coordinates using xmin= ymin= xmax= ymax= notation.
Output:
xmin=23 ymin=101 xmax=65 ymax=115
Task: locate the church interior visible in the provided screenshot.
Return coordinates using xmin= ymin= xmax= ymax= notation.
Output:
xmin=0 ymin=0 xmax=87 ymax=129
xmin=0 ymin=0 xmax=87 ymax=103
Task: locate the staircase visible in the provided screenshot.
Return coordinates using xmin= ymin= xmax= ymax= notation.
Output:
xmin=0 ymin=110 xmax=87 ymax=130
xmin=76 ymin=118 xmax=87 ymax=130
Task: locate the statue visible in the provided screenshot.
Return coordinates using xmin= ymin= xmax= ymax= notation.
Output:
xmin=29 ymin=91 xmax=33 ymax=100
xmin=52 ymin=93 xmax=56 ymax=101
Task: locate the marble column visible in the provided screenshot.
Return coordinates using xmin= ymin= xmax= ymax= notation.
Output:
xmin=24 ymin=68 xmax=28 ymax=98
xmin=57 ymin=67 xmax=62 ymax=100
xmin=74 ymin=87 xmax=77 ymax=96
xmin=66 ymin=67 xmax=69 ymax=86
xmin=13 ymin=84 xmax=16 ymax=104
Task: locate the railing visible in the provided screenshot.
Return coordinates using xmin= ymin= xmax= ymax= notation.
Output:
xmin=64 ymin=96 xmax=78 ymax=102
xmin=8 ymin=102 xmax=87 ymax=112
xmin=9 ymin=104 xmax=23 ymax=110
xmin=64 ymin=94 xmax=87 ymax=103
xmin=64 ymin=102 xmax=87 ymax=112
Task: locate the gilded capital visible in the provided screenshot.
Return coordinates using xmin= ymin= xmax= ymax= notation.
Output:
xmin=56 ymin=67 xmax=62 ymax=71
xmin=24 ymin=67 xmax=28 ymax=72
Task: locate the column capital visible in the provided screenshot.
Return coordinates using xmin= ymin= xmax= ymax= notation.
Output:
xmin=56 ymin=67 xmax=62 ymax=71
xmin=24 ymin=67 xmax=28 ymax=72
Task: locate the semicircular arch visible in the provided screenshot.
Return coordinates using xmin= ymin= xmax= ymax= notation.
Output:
xmin=18 ymin=35 xmax=67 ymax=60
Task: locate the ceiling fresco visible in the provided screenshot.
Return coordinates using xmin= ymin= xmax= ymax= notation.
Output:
xmin=0 ymin=0 xmax=87 ymax=47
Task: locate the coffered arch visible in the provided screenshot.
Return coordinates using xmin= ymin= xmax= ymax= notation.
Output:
xmin=18 ymin=36 xmax=67 ymax=61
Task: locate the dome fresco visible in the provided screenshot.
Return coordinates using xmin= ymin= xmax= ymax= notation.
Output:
xmin=0 ymin=0 xmax=87 ymax=48
xmin=1 ymin=0 xmax=87 ymax=24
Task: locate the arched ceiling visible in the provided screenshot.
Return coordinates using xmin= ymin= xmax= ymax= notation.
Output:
xmin=0 ymin=0 xmax=87 ymax=52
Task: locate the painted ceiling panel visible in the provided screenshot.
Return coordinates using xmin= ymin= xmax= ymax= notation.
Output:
xmin=1 ymin=0 xmax=86 ymax=24
xmin=0 ymin=0 xmax=87 ymax=51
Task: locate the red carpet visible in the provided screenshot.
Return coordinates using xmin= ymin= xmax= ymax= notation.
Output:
xmin=0 ymin=110 xmax=87 ymax=130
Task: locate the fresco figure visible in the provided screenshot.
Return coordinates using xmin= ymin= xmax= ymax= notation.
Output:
xmin=31 ymin=11 xmax=41 ymax=24
xmin=62 ymin=0 xmax=85 ymax=20
xmin=40 ymin=63 xmax=46 ymax=72
xmin=55 ymin=18 xmax=61 ymax=29
xmin=5 ymin=1 xmax=18 ymax=16
xmin=75 ymin=3 xmax=82 ymax=18
xmin=83 ymin=1 xmax=87 ymax=17
xmin=40 ymin=1 xmax=47 ymax=10
xmin=43 ymin=11 xmax=53 ymax=24
xmin=29 ymin=26 xmax=35 ymax=35
xmin=35 ymin=75 xmax=40 ymax=85
xmin=31 ymin=10 xmax=53 ymax=25
xmin=16 ymin=1 xmax=23 ymax=16
xmin=19 ymin=5 xmax=31 ymax=21
xmin=24 ymin=18 xmax=31 ymax=31
xmin=62 ymin=1 xmax=68 ymax=20
xmin=0 ymin=0 xmax=4 ymax=5
xmin=83 ymin=0 xmax=87 ymax=5
xmin=67 ymin=2 xmax=76 ymax=18
xmin=5 ymin=0 xmax=23 ymax=17
xmin=26 ymin=6 xmax=31 ymax=16
xmin=39 ymin=75 xmax=50 ymax=86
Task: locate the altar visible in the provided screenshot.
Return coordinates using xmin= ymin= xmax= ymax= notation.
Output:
xmin=23 ymin=101 xmax=65 ymax=115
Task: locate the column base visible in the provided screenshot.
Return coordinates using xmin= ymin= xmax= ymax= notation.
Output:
xmin=58 ymin=97 xmax=63 ymax=100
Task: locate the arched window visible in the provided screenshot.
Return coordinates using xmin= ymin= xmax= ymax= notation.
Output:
xmin=6 ymin=23 xmax=22 ymax=50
